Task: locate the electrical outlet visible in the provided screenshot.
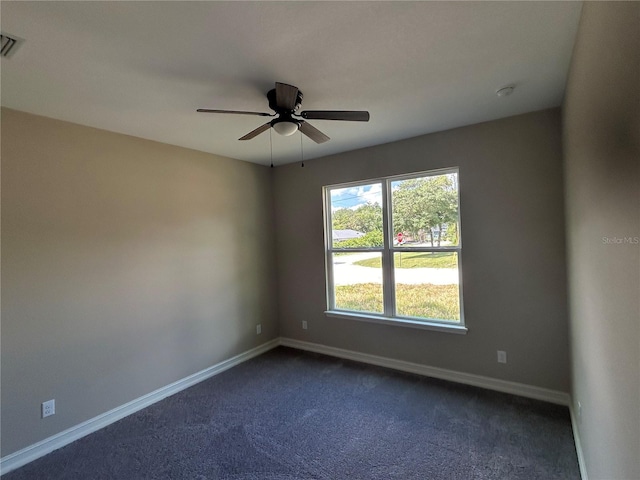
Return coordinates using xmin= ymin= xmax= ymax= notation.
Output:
xmin=42 ymin=399 xmax=55 ymax=418
xmin=256 ymin=324 xmax=262 ymax=335
xmin=302 ymin=320 xmax=308 ymax=330
xmin=497 ymin=350 xmax=507 ymax=364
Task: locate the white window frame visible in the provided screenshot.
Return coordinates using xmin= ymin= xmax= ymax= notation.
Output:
xmin=323 ymin=167 xmax=466 ymax=334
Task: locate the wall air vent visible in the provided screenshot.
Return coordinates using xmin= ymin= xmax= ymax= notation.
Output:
xmin=0 ymin=32 xmax=24 ymax=58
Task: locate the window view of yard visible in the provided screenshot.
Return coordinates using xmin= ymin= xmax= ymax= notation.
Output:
xmin=327 ymin=170 xmax=462 ymax=324
xmin=332 ymin=252 xmax=460 ymax=321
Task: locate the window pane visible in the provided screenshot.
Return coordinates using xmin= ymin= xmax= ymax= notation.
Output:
xmin=333 ymin=252 xmax=383 ymax=314
xmin=391 ymin=173 xmax=459 ymax=248
xmin=394 ymin=251 xmax=460 ymax=322
xmin=330 ymin=183 xmax=383 ymax=249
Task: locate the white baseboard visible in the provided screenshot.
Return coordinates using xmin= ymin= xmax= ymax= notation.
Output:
xmin=0 ymin=338 xmax=280 ymax=476
xmin=569 ymin=404 xmax=589 ymax=480
xmin=279 ymin=337 xmax=571 ymax=406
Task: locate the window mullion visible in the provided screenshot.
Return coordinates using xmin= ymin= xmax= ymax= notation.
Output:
xmin=381 ymin=179 xmax=395 ymax=317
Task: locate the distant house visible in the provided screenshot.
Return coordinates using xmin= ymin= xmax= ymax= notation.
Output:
xmin=332 ymin=229 xmax=365 ymax=241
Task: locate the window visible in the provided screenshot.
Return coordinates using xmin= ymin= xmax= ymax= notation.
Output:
xmin=324 ymin=168 xmax=465 ymax=332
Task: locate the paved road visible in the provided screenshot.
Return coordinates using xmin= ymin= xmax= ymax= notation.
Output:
xmin=332 ymin=252 xmax=459 ymax=286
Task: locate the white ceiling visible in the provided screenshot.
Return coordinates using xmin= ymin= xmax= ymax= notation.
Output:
xmin=1 ymin=1 xmax=582 ymax=166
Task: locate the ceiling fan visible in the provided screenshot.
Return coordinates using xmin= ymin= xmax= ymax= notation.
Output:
xmin=197 ymin=82 xmax=370 ymax=144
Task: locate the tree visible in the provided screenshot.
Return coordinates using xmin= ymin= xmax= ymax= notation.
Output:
xmin=351 ymin=203 xmax=382 ymax=233
xmin=332 ymin=203 xmax=382 ymax=234
xmin=392 ymin=175 xmax=458 ymax=246
xmin=332 ymin=208 xmax=357 ymax=231
xmin=392 ymin=178 xmax=429 ymax=242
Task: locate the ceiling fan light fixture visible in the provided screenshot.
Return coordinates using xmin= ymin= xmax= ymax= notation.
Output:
xmin=272 ymin=120 xmax=299 ymax=136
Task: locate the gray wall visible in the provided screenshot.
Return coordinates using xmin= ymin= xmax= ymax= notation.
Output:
xmin=563 ymin=3 xmax=640 ymax=479
xmin=273 ymin=108 xmax=570 ymax=392
xmin=1 ymin=108 xmax=278 ymax=456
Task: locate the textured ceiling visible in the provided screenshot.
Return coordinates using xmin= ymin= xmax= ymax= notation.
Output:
xmin=1 ymin=2 xmax=582 ymax=166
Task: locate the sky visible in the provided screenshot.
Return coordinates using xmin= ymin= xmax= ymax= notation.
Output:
xmin=329 ymin=173 xmax=457 ymax=211
xmin=330 ymin=183 xmax=382 ymax=211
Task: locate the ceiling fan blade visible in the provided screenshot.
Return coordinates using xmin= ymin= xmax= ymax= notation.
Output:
xmin=197 ymin=109 xmax=273 ymax=117
xmin=239 ymin=122 xmax=272 ymax=141
xmin=275 ymin=82 xmax=299 ymax=111
xmin=299 ymin=121 xmax=330 ymax=144
xmin=300 ymin=110 xmax=370 ymax=122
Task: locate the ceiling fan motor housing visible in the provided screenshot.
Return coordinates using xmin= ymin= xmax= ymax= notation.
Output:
xmin=268 ymin=88 xmax=303 ymax=113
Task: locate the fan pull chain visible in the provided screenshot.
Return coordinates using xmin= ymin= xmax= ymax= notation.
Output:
xmin=300 ymin=131 xmax=304 ymax=168
xmin=270 ymin=128 xmax=274 ymax=168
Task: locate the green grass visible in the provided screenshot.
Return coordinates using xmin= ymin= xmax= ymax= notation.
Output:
xmin=335 ymin=283 xmax=384 ymax=313
xmin=335 ymin=283 xmax=460 ymax=321
xmin=395 ymin=283 xmax=460 ymax=320
xmin=353 ymin=252 xmax=457 ymax=269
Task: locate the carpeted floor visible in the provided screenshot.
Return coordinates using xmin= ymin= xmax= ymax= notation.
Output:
xmin=4 ymin=347 xmax=580 ymax=479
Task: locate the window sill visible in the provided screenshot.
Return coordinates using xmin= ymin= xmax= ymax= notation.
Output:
xmin=324 ymin=311 xmax=468 ymax=334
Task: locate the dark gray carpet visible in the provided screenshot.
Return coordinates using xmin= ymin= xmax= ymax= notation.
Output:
xmin=5 ymin=347 xmax=580 ymax=479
